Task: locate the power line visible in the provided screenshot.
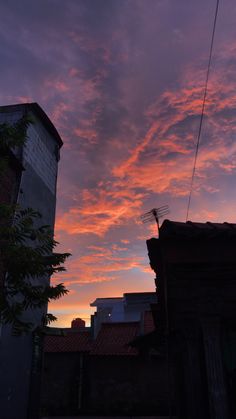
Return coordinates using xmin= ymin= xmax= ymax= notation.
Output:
xmin=186 ymin=0 xmax=220 ymax=221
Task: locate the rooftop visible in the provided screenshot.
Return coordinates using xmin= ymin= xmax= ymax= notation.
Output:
xmin=90 ymin=297 xmax=122 ymax=307
xmin=91 ymin=292 xmax=157 ymax=307
xmin=159 ymin=219 xmax=236 ymax=239
xmin=142 ymin=310 xmax=156 ymax=334
xmin=90 ymin=322 xmax=139 ymax=356
xmin=44 ymin=311 xmax=155 ymax=356
xmin=44 ymin=329 xmax=92 ymax=353
xmin=0 ymin=102 xmax=63 ymax=148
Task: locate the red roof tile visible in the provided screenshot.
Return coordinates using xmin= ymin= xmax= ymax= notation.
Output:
xmin=143 ymin=310 xmax=155 ymax=334
xmin=90 ymin=322 xmax=139 ymax=356
xmin=44 ymin=317 xmax=155 ymax=355
xmin=44 ymin=330 xmax=92 ymax=353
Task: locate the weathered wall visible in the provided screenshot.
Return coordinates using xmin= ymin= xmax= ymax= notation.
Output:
xmin=42 ymin=353 xmax=169 ymax=416
xmin=42 ymin=352 xmax=87 ymax=416
xmin=88 ymin=356 xmax=169 ymax=415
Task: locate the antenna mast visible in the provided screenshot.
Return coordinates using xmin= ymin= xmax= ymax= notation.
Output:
xmin=141 ymin=205 xmax=169 ymax=236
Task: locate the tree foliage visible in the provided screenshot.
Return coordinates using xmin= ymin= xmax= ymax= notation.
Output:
xmin=0 ymin=115 xmax=70 ymax=334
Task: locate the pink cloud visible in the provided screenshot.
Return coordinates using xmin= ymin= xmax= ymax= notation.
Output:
xmin=112 ymin=48 xmax=236 ymax=200
xmin=120 ymin=239 xmax=130 ymax=244
xmin=56 ymin=187 xmax=144 ymax=237
xmin=45 ymin=79 xmax=70 ymax=93
xmin=51 ymin=240 xmax=152 ymax=288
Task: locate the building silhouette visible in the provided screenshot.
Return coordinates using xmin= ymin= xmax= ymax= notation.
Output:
xmin=147 ymin=219 xmax=236 ymax=419
xmin=0 ymin=103 xmax=63 ymax=419
xmin=41 ymin=292 xmax=170 ymax=416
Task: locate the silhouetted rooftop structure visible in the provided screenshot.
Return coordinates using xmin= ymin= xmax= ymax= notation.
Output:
xmin=44 ymin=310 xmax=155 ymax=356
xmin=147 ymin=218 xmax=236 ymax=419
xmin=0 ymin=102 xmax=63 ymax=147
xmin=159 ymin=219 xmax=236 ymax=239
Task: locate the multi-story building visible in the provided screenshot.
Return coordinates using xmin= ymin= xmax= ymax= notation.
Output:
xmin=0 ymin=103 xmax=63 ymax=419
xmin=42 ymin=296 xmax=169 ymax=417
xmin=90 ymin=291 xmax=157 ymax=337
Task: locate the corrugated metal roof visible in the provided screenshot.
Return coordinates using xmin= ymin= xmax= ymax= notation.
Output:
xmin=90 ymin=322 xmax=140 ymax=356
xmin=44 ymin=330 xmax=92 ymax=353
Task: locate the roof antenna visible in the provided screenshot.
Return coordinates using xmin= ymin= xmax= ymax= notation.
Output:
xmin=141 ymin=205 xmax=169 ymax=237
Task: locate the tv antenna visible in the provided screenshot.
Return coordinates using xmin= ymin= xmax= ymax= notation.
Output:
xmin=141 ymin=205 xmax=169 ymax=235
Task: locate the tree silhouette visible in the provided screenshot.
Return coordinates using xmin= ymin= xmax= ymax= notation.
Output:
xmin=0 ymin=116 xmax=70 ymax=334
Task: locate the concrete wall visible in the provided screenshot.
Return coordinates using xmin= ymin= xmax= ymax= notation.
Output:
xmin=0 ymin=107 xmax=59 ymax=419
xmin=42 ymin=353 xmax=170 ymax=416
xmin=92 ymin=294 xmax=157 ymax=337
xmin=42 ymin=352 xmax=87 ymax=417
xmin=88 ymin=356 xmax=169 ymax=416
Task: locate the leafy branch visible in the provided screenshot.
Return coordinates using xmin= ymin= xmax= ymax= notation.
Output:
xmin=0 ymin=117 xmax=71 ymax=334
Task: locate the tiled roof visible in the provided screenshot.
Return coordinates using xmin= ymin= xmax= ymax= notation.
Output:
xmin=160 ymin=220 xmax=236 ymax=239
xmin=129 ymin=310 xmax=160 ymax=351
xmin=143 ymin=310 xmax=155 ymax=334
xmin=90 ymin=322 xmax=140 ymax=356
xmin=44 ymin=330 xmax=92 ymax=353
xmin=44 ymin=315 xmax=156 ymax=355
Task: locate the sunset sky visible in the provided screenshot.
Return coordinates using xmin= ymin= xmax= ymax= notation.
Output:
xmin=1 ymin=0 xmax=236 ymax=326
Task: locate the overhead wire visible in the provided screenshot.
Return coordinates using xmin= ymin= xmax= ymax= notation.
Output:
xmin=186 ymin=0 xmax=220 ymax=221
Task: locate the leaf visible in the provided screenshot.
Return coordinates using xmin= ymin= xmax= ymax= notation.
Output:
xmin=0 ymin=117 xmax=71 ymax=335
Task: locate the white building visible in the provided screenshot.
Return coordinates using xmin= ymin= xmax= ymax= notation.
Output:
xmin=90 ymin=292 xmax=157 ymax=337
